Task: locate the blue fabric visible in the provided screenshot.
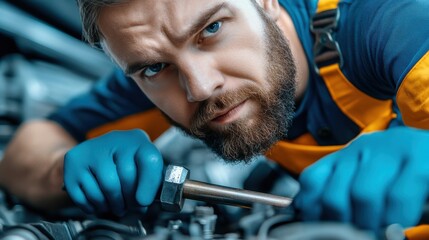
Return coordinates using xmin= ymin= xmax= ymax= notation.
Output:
xmin=48 ymin=68 xmax=155 ymax=142
xmin=279 ymin=0 xmax=360 ymax=144
xmin=340 ymin=0 xmax=429 ymax=96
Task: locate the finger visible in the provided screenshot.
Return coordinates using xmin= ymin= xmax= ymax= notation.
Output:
xmin=81 ymin=172 xmax=108 ymax=213
xmin=135 ymin=144 xmax=163 ymax=206
xmin=384 ymin=155 xmax=429 ymax=228
xmin=350 ymin=150 xmax=403 ymax=231
xmin=320 ymin=151 xmax=359 ymax=222
xmin=64 ymin=169 xmax=95 ymax=214
xmin=67 ymin=182 xmax=95 ymax=214
xmin=114 ymin=149 xmax=138 ymax=208
xmin=384 ymin=175 xmax=427 ymax=228
xmin=296 ymin=154 xmax=338 ymax=221
xmin=92 ymin=163 xmax=125 ymax=216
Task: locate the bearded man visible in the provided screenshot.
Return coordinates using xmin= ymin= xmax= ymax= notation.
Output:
xmin=1 ymin=0 xmax=429 ymax=238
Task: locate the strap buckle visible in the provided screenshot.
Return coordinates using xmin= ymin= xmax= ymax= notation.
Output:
xmin=311 ymin=8 xmax=343 ymax=74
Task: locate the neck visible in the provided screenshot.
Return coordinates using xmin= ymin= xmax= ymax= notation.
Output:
xmin=276 ymin=7 xmax=309 ymax=101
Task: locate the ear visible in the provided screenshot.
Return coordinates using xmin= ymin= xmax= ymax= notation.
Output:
xmin=258 ymin=0 xmax=281 ymax=21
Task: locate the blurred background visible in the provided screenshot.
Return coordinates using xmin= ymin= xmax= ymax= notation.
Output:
xmin=0 ymin=0 xmax=115 ymax=157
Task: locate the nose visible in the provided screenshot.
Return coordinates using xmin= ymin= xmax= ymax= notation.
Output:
xmin=178 ymin=55 xmax=224 ymax=102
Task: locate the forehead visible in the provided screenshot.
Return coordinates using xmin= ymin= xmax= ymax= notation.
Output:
xmin=97 ymin=0 xmax=260 ymax=39
xmin=97 ymin=0 xmax=263 ymax=68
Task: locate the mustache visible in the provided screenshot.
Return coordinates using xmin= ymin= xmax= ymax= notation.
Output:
xmin=190 ymin=86 xmax=262 ymax=136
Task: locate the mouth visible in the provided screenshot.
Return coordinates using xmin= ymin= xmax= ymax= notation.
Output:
xmin=210 ymin=100 xmax=248 ymax=124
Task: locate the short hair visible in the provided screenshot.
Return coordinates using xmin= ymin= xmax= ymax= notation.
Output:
xmin=76 ymin=0 xmax=124 ymax=46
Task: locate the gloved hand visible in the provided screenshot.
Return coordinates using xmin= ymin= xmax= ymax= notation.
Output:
xmin=63 ymin=129 xmax=163 ymax=216
xmin=294 ymin=127 xmax=429 ymax=232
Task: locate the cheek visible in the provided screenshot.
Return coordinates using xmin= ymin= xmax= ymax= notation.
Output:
xmin=218 ymin=49 xmax=267 ymax=82
xmin=215 ymin=29 xmax=268 ymax=85
xmin=135 ymin=80 xmax=195 ymax=128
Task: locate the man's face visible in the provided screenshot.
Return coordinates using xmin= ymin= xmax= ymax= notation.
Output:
xmin=98 ymin=0 xmax=296 ymax=162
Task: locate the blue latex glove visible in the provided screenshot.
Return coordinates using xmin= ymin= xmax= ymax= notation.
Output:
xmin=294 ymin=127 xmax=429 ymax=231
xmin=63 ymin=129 xmax=163 ymax=216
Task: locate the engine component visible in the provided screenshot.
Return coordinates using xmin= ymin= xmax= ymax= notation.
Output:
xmin=0 ymin=219 xmax=147 ymax=240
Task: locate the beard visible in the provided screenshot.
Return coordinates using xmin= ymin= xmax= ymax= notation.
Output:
xmin=164 ymin=5 xmax=296 ymax=164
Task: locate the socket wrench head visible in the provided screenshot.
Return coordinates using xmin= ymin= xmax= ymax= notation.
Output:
xmin=160 ymin=165 xmax=190 ymax=212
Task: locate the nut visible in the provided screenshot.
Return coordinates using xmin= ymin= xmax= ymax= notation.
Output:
xmin=160 ymin=165 xmax=190 ymax=212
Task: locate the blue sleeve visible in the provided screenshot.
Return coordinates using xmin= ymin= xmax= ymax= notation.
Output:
xmin=339 ymin=0 xmax=429 ymax=99
xmin=48 ymin=69 xmax=155 ymax=142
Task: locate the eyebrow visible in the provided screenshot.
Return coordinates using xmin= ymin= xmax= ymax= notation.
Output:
xmin=178 ymin=2 xmax=228 ymax=43
xmin=125 ymin=2 xmax=228 ymax=76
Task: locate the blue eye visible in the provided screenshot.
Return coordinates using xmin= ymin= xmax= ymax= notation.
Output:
xmin=143 ymin=63 xmax=166 ymax=77
xmin=202 ymin=21 xmax=222 ymax=38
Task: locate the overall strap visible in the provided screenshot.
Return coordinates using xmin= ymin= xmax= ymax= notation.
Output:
xmin=311 ymin=0 xmax=394 ymax=129
xmin=266 ymin=0 xmax=395 ymax=175
xmin=311 ymin=0 xmax=342 ymax=74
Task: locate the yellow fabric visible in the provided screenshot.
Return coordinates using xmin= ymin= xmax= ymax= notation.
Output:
xmin=86 ymin=109 xmax=170 ymax=141
xmin=405 ymin=225 xmax=429 ymax=240
xmin=266 ymin=137 xmax=342 ymax=175
xmin=267 ymin=62 xmax=396 ymax=175
xmin=316 ymin=0 xmax=340 ymax=13
xmin=320 ymin=64 xmax=394 ymax=128
xmin=396 ymin=51 xmax=429 ymax=129
xmin=266 ymin=111 xmax=396 ymax=175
